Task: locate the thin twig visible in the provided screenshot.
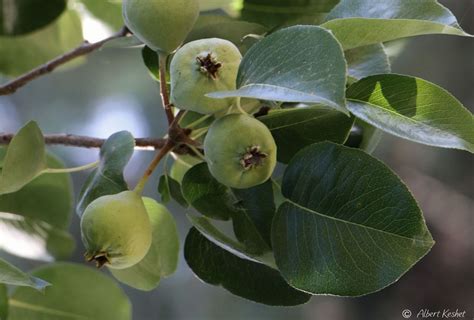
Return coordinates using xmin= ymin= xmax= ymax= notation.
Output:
xmin=134 ymin=140 xmax=175 ymax=194
xmin=0 ymin=133 xmax=167 ymax=150
xmin=0 ymin=26 xmax=130 ymax=96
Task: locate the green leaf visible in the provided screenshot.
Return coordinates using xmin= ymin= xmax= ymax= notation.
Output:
xmin=273 ymin=142 xmax=434 ymax=296
xmin=0 ymin=10 xmax=83 ymax=76
xmin=345 ymin=44 xmax=391 ymax=81
xmin=169 ymin=154 xmax=204 ymax=184
xmin=185 ymin=228 xmax=311 ymax=306
xmin=9 ymin=263 xmax=131 ymax=320
xmin=259 ymin=107 xmax=354 ymax=163
xmin=241 ymin=0 xmax=340 ymax=28
xmin=232 ymin=180 xmax=275 ymax=247
xmin=158 ymin=175 xmax=188 ymax=207
xmin=347 ymin=74 xmax=474 ymax=153
xmin=0 ymin=212 xmax=74 ymax=261
xmin=141 ymin=45 xmax=161 ymax=82
xmin=111 ymin=198 xmax=179 ymax=291
xmin=0 ymin=122 xmax=46 ymax=195
xmin=0 ymin=152 xmax=73 ymax=229
xmin=0 ymin=0 xmax=66 ymax=36
xmin=0 ymin=151 xmax=75 ymax=260
xmin=181 ymin=163 xmax=233 ymax=220
xmin=188 ymin=213 xmax=274 ymax=267
xmin=81 ymin=0 xmax=123 ymax=30
xmin=322 ymin=0 xmax=472 ymax=50
xmin=0 ymin=259 xmax=49 ymax=291
xmin=183 ymin=164 xmax=276 ymax=254
xmin=357 ymin=119 xmax=383 ymax=154
xmin=0 ymin=284 xmax=7 ymax=320
xmin=76 ymin=131 xmax=135 ymax=216
xmin=186 ymin=15 xmax=267 ymax=54
xmin=208 ymin=25 xmax=348 ymax=114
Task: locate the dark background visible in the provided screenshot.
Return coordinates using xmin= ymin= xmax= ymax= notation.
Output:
xmin=0 ymin=1 xmax=472 ymax=319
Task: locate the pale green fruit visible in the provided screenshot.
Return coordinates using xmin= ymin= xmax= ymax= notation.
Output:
xmin=204 ymin=114 xmax=277 ymax=189
xmin=170 ymin=38 xmax=242 ymax=114
xmin=122 ymin=0 xmax=199 ymax=54
xmin=81 ymin=191 xmax=152 ymax=269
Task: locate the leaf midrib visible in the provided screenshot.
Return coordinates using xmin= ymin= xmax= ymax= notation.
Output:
xmin=262 ymin=111 xmax=341 ymax=131
xmin=347 ymin=98 xmax=473 ymax=147
xmin=284 ymin=199 xmax=433 ymax=245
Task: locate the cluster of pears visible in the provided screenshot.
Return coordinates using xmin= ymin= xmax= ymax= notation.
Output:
xmin=123 ymin=0 xmax=277 ymax=190
xmin=81 ymin=0 xmax=278 ymax=269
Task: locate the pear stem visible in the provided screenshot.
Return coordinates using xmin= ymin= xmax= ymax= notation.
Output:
xmin=184 ymin=114 xmax=213 ymax=129
xmin=134 ymin=141 xmax=175 ymax=195
xmin=158 ymin=53 xmax=174 ymax=125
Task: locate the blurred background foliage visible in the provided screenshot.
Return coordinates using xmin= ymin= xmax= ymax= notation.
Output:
xmin=0 ymin=0 xmax=472 ymax=319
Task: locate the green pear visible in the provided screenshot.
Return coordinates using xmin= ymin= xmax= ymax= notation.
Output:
xmin=170 ymin=38 xmax=242 ymax=114
xmin=204 ymin=114 xmax=277 ymax=189
xmin=81 ymin=191 xmax=152 ymax=269
xmin=122 ymin=0 xmax=200 ymax=54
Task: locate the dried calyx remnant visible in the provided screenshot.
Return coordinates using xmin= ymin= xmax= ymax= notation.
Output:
xmin=240 ymin=146 xmax=268 ymax=170
xmin=196 ymin=53 xmax=222 ymax=79
xmin=85 ymin=252 xmax=110 ymax=268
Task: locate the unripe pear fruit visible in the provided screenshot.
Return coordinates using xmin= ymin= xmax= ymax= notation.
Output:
xmin=204 ymin=114 xmax=277 ymax=189
xmin=122 ymin=0 xmax=199 ymax=54
xmin=170 ymin=38 xmax=242 ymax=114
xmin=81 ymin=191 xmax=152 ymax=269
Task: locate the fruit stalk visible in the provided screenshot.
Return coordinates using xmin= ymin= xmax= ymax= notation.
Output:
xmin=134 ymin=140 xmax=175 ymax=194
xmin=159 ymin=53 xmax=174 ymax=125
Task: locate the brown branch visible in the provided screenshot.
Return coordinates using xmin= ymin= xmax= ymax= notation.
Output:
xmin=0 ymin=26 xmax=130 ymax=96
xmin=0 ymin=133 xmax=167 ymax=150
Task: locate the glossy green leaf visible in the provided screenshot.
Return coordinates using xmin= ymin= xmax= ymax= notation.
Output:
xmin=345 ymin=44 xmax=391 ymax=81
xmin=76 ymin=131 xmax=135 ymax=216
xmin=347 ymin=74 xmax=474 ymax=152
xmin=322 ymin=0 xmax=472 ymax=50
xmin=0 ymin=259 xmax=49 ymax=291
xmin=357 ymin=119 xmax=383 ymax=154
xmin=142 ymin=45 xmax=161 ymax=82
xmin=187 ymin=214 xmax=274 ymax=267
xmin=0 ymin=10 xmax=83 ymax=76
xmin=185 ymin=15 xmax=267 ymax=54
xmin=158 ymin=175 xmax=188 ymax=207
xmin=259 ymin=107 xmax=354 ymax=163
xmin=0 ymin=151 xmax=75 ymax=260
xmin=169 ymin=154 xmax=204 ymax=184
xmin=181 ymin=163 xmax=233 ymax=220
xmin=0 ymin=122 xmax=46 ymax=195
xmin=185 ymin=228 xmax=311 ymax=306
xmin=81 ymin=0 xmax=123 ymax=30
xmin=189 ymin=213 xmax=275 ymax=269
xmin=183 ymin=163 xmax=276 ymax=254
xmin=9 ymin=263 xmax=131 ymax=320
xmin=273 ymin=142 xmax=434 ymax=296
xmin=0 ymin=0 xmax=66 ymax=36
xmin=0 ymin=212 xmax=74 ymax=261
xmin=0 ymin=284 xmax=7 ymax=320
xmin=232 ymin=180 xmax=275 ymax=247
xmin=111 ymin=198 xmax=179 ymax=291
xmin=241 ymin=0 xmax=340 ymax=28
xmin=208 ymin=26 xmax=348 ymax=114
xmin=0 ymin=152 xmax=73 ymax=229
